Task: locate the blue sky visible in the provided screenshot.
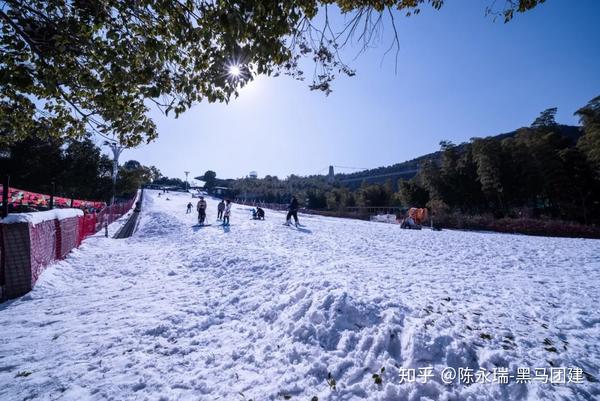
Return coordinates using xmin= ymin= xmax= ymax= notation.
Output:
xmin=123 ymin=0 xmax=600 ymax=181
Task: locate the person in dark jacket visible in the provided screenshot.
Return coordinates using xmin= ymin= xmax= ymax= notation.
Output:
xmin=217 ymin=199 xmax=225 ymax=220
xmin=285 ymin=196 xmax=299 ymax=226
xmin=196 ymin=197 xmax=207 ymax=225
xmin=252 ymin=207 xmax=265 ymax=220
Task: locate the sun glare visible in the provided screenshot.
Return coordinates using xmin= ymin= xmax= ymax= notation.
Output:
xmin=228 ymin=65 xmax=241 ymax=77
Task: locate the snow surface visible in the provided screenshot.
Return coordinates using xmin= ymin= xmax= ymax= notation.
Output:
xmin=0 ymin=208 xmax=83 ymax=225
xmin=1 ymin=190 xmax=599 ymax=401
xmin=370 ymin=214 xmax=398 ymax=224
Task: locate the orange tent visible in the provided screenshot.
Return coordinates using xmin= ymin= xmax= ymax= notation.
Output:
xmin=408 ymin=207 xmax=428 ymax=225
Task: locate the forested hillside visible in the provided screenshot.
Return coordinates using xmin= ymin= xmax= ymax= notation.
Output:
xmin=223 ymin=100 xmax=600 ymax=233
xmin=336 ymin=124 xmax=582 ymax=189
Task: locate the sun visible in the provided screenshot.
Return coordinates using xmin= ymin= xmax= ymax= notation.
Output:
xmin=228 ymin=65 xmax=241 ymax=77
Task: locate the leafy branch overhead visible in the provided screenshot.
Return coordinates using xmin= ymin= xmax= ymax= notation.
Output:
xmin=1 ymin=0 xmax=545 ymax=146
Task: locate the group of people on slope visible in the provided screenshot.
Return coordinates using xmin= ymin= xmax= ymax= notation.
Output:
xmin=185 ymin=195 xmax=300 ymax=227
xmin=217 ymin=199 xmax=232 ymax=225
xmin=247 ymin=196 xmax=300 ymax=226
xmin=186 ymin=197 xmax=231 ymax=226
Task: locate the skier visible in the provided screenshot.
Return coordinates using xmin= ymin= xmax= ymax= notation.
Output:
xmin=285 ymin=196 xmax=300 ymax=226
xmin=196 ymin=196 xmax=207 ymax=225
xmin=223 ymin=199 xmax=232 ymax=226
xmin=217 ymin=199 xmax=225 ymax=220
xmin=186 ymin=202 xmax=192 ymax=214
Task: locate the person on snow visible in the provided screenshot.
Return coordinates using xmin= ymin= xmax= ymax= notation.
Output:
xmin=400 ymin=215 xmax=419 ymax=229
xmin=186 ymin=202 xmax=193 ymax=214
xmin=285 ymin=196 xmax=300 ymax=226
xmin=196 ymin=196 xmax=207 ymax=225
xmin=223 ymin=199 xmax=232 ymax=226
xmin=217 ymin=199 xmax=225 ymax=220
xmin=252 ymin=207 xmax=265 ymax=220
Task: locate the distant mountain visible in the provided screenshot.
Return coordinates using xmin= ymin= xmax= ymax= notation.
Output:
xmin=336 ymin=125 xmax=582 ymax=189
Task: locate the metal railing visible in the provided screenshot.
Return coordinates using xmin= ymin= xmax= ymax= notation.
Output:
xmin=231 ymin=199 xmax=412 ymax=221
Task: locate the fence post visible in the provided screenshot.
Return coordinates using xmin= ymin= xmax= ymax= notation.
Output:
xmin=1 ymin=175 xmax=8 ymax=218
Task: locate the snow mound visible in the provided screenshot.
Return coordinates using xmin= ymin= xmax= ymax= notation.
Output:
xmin=1 ymin=208 xmax=83 ymax=225
xmin=285 ymin=291 xmax=384 ymax=350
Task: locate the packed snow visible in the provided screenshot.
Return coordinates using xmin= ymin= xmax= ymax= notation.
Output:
xmin=1 ymin=190 xmax=598 ymax=401
xmin=0 ymin=208 xmax=83 ymax=225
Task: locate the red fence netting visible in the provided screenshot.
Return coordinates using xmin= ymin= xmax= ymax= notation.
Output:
xmin=76 ymin=197 xmax=137 ymax=244
xmin=26 ymin=199 xmax=137 ymax=290
xmin=0 ymin=186 xmax=105 ymax=210
xmin=0 ymin=185 xmax=136 ymax=244
xmin=1 ymin=191 xmax=138 ymax=297
xmin=29 ymin=220 xmax=57 ymax=286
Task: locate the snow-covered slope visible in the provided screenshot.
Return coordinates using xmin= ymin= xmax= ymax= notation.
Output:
xmin=1 ymin=190 xmax=598 ymax=401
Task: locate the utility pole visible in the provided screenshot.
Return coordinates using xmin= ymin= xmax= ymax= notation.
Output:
xmin=103 ymin=141 xmax=125 ymax=208
xmin=184 ymin=171 xmax=190 ymax=192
